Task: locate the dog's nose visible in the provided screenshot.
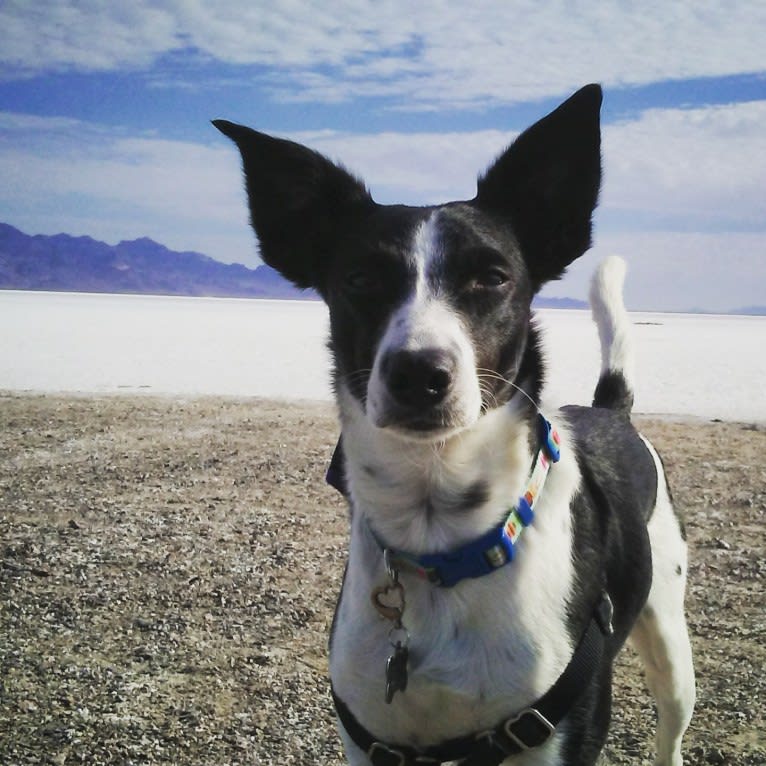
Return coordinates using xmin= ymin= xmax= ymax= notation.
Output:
xmin=382 ymin=349 xmax=455 ymax=408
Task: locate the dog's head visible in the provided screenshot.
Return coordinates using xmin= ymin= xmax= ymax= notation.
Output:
xmin=215 ymin=84 xmax=601 ymax=441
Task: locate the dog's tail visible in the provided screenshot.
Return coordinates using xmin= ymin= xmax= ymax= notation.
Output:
xmin=589 ymin=256 xmax=635 ymax=414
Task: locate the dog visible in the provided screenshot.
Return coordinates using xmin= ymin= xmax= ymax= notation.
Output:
xmin=214 ymin=84 xmax=695 ymax=766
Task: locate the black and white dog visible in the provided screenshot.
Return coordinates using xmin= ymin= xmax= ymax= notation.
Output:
xmin=215 ymin=84 xmax=695 ymax=766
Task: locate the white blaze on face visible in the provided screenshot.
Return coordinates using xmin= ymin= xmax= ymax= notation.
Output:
xmin=366 ymin=211 xmax=483 ymax=434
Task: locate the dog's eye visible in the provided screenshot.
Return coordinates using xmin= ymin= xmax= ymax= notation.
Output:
xmin=468 ymin=269 xmax=509 ymax=290
xmin=345 ymin=270 xmax=378 ymax=293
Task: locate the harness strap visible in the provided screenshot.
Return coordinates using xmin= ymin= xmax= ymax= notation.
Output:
xmin=326 ymin=435 xmax=347 ymax=496
xmin=332 ymin=594 xmax=613 ymax=766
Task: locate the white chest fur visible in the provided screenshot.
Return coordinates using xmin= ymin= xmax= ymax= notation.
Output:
xmin=330 ymin=399 xmax=581 ymax=750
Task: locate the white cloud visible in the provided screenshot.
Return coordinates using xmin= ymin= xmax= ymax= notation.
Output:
xmin=603 ymin=101 xmax=766 ymax=226
xmin=1 ymin=1 xmax=765 ymax=108
xmin=295 ymin=128 xmax=513 ymax=204
xmin=293 ymin=100 xmax=766 ymax=230
xmin=0 ymin=3 xmax=178 ymax=75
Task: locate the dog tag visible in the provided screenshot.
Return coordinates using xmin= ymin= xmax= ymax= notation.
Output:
xmin=385 ymin=642 xmax=409 ymax=703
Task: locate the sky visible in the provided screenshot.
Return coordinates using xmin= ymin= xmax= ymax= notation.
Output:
xmin=0 ymin=1 xmax=764 ymax=312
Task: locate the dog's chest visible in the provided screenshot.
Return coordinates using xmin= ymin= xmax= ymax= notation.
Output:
xmin=330 ymin=417 xmax=580 ymax=749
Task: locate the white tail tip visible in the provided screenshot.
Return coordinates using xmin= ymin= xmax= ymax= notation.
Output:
xmin=589 ymin=256 xmax=635 ymax=388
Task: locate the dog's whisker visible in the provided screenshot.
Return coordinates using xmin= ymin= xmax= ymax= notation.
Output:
xmin=477 ymin=382 xmax=499 ymax=414
xmin=476 ymin=369 xmax=542 ymax=414
xmin=342 ymin=368 xmax=373 ymax=386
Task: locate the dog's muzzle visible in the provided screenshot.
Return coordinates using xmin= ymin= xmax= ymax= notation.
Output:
xmin=381 ymin=348 xmax=455 ymax=410
xmin=373 ymin=347 xmax=461 ymax=433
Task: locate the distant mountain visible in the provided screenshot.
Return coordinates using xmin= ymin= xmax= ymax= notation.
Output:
xmin=533 ymin=296 xmax=588 ymax=310
xmin=686 ymin=304 xmax=766 ymax=317
xmin=0 ymin=222 xmax=315 ymax=300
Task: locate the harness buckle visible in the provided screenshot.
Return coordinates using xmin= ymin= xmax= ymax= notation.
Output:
xmin=368 ymin=741 xmax=407 ymax=766
xmin=503 ymin=707 xmax=555 ymax=750
xmin=595 ymin=591 xmax=615 ymax=636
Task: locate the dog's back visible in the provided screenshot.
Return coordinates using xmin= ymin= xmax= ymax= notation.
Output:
xmin=561 ymin=258 xmax=658 ymax=653
xmin=573 ymin=256 xmax=695 ymax=766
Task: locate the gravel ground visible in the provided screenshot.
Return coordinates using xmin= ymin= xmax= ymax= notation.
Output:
xmin=0 ymin=393 xmax=764 ymax=765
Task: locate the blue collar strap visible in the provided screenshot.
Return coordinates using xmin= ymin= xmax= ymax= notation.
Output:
xmin=374 ymin=414 xmax=561 ymax=588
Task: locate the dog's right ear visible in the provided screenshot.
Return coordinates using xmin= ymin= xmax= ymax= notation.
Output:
xmin=213 ymin=120 xmax=374 ymax=290
xmin=474 ymin=84 xmax=602 ymax=289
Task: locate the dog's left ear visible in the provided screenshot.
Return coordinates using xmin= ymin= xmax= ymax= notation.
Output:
xmin=475 ymin=84 xmax=602 ymax=288
xmin=213 ymin=120 xmax=374 ymax=291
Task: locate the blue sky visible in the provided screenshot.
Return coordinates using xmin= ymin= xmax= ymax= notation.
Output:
xmin=1 ymin=1 xmax=764 ymax=312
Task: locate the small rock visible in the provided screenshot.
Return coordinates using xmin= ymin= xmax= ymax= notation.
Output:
xmin=133 ymin=617 xmax=153 ymax=631
xmin=133 ymin=646 xmax=153 ymax=661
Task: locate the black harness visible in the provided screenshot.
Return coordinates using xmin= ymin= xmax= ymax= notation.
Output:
xmin=332 ymin=596 xmax=614 ymax=766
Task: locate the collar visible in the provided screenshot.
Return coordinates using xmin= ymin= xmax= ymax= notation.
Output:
xmin=327 ymin=413 xmax=561 ymax=589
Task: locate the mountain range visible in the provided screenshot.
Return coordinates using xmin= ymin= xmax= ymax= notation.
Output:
xmin=0 ymin=222 xmax=313 ymax=300
xmin=1 ymin=222 xmax=762 ymax=314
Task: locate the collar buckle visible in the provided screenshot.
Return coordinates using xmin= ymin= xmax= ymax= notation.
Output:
xmin=503 ymin=707 xmax=555 ymax=751
xmin=368 ymin=741 xmax=407 ymax=766
xmin=537 ymin=413 xmax=561 ymax=463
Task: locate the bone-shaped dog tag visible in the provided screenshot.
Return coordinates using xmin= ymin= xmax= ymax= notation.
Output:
xmin=385 ymin=642 xmax=409 ymax=704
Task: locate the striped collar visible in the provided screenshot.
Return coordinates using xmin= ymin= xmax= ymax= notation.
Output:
xmin=368 ymin=413 xmax=561 ymax=588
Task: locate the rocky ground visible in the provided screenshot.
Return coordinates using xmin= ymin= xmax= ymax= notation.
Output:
xmin=0 ymin=393 xmax=764 ymax=765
